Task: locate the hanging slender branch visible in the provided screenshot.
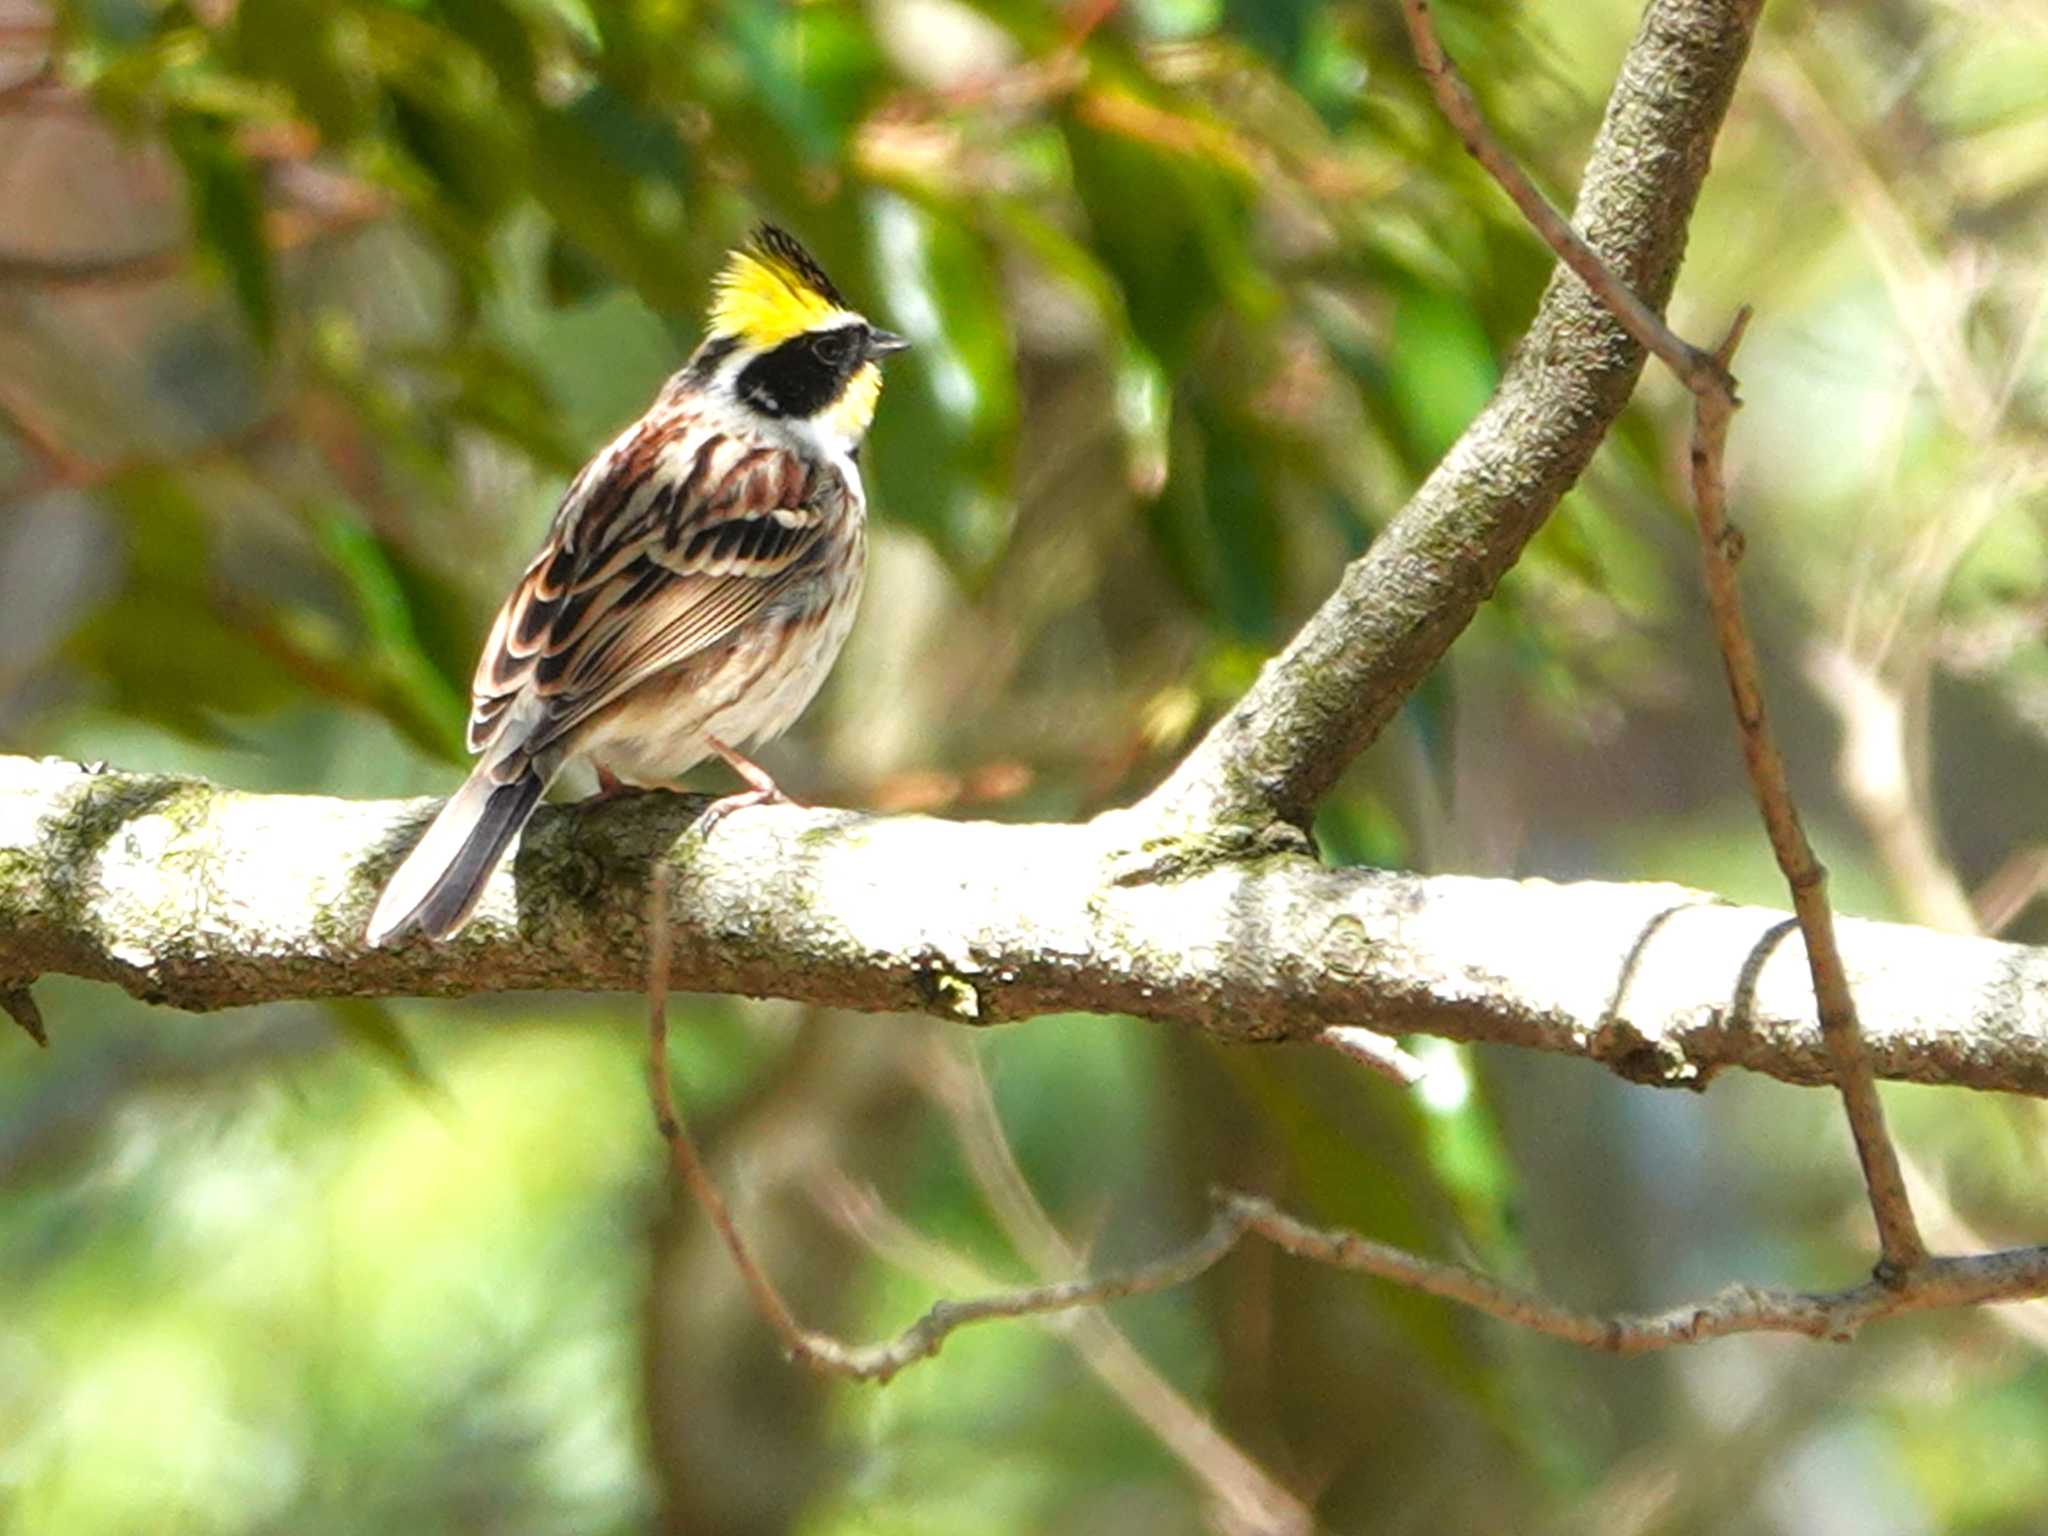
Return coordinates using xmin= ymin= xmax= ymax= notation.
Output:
xmin=1389 ymin=0 xmax=1924 ymax=1276
xmin=1683 ymin=314 xmax=1925 ymax=1274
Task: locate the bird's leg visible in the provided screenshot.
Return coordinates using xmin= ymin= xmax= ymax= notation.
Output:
xmin=591 ymin=764 xmax=642 ymax=802
xmin=696 ymin=737 xmax=805 ymax=837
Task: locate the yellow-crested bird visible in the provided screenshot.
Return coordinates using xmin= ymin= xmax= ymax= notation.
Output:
xmin=366 ymin=225 xmax=906 ymax=945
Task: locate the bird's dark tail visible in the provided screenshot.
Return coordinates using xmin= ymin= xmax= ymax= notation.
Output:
xmin=365 ymin=761 xmax=549 ymax=946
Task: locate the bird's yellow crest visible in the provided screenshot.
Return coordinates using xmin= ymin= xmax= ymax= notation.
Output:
xmin=709 ymin=224 xmax=856 ymax=348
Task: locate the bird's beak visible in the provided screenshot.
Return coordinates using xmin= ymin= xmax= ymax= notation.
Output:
xmin=867 ymin=328 xmax=910 ymax=358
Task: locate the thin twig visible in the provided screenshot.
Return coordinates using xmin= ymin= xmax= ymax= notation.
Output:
xmin=643 ymin=866 xmax=810 ymax=1355
xmin=1895 ymin=1151 xmax=2048 ymax=1354
xmin=0 ymin=245 xmax=188 ymax=289
xmin=856 ymin=1173 xmax=2048 ymax=1355
xmin=0 ymin=59 xmax=56 ymax=110
xmin=1974 ymin=846 xmax=2048 ymax=938
xmin=1396 ymin=0 xmax=1926 ymax=1276
xmin=1805 ymin=642 xmax=1978 ymax=935
xmin=825 ymin=1168 xmax=2048 ymax=1363
xmin=1685 ymin=312 xmax=1926 ymax=1275
xmin=1223 ymin=1192 xmax=2047 ymax=1351
xmin=643 ymin=869 xmax=1269 ymax=1386
xmin=1395 ymin=0 xmax=1727 ymax=400
xmin=815 ymin=1178 xmax=1315 ymax=1536
xmin=847 ymin=1204 xmax=1253 ymax=1382
xmin=925 ymin=1041 xmax=1316 ymax=1536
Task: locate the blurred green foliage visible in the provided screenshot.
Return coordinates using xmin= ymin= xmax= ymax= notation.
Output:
xmin=3 ymin=0 xmax=2048 ymax=1531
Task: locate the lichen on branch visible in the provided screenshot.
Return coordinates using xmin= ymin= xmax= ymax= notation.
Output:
xmin=6 ymin=755 xmax=2048 ymax=1103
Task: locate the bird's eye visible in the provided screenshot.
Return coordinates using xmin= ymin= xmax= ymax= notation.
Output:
xmin=812 ymin=329 xmax=856 ymax=367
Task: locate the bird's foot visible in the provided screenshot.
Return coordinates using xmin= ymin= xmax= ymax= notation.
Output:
xmin=694 ymin=785 xmax=788 ymax=839
xmin=696 ymin=737 xmax=806 ymax=838
xmin=591 ymin=765 xmax=647 ymax=802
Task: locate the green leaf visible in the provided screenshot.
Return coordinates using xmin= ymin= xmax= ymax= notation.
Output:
xmin=858 ymin=193 xmax=1019 ymax=575
xmin=1385 ymin=278 xmax=1498 ymax=464
xmin=312 ymin=509 xmax=469 ymax=763
xmin=399 ymin=336 xmax=584 ymax=470
xmin=1224 ymin=0 xmax=1309 ymax=67
xmin=63 ymin=470 xmax=301 ymax=738
xmin=1144 ymin=394 xmax=1290 ymax=641
xmin=324 ymin=999 xmax=445 ymax=1098
xmin=228 ymin=0 xmax=372 ymax=144
xmin=527 ymin=86 xmax=694 ymax=312
xmin=724 ymin=0 xmax=882 ymax=163
xmin=1062 ymin=107 xmax=1242 ymax=375
xmin=542 ymin=228 xmax=612 ymax=308
xmin=988 ymin=197 xmax=1172 ymax=487
xmin=1220 ymin=1047 xmax=1503 ymax=1405
xmin=164 ymin=113 xmax=276 ymax=349
xmin=432 ymin=0 xmax=540 ymax=98
xmin=583 ymin=0 xmax=696 ymax=106
xmin=382 ymin=83 xmax=523 ymax=231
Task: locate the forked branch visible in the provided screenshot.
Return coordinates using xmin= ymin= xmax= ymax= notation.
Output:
xmin=644 ymin=868 xmax=1256 ymax=1387
xmin=1395 ymin=0 xmax=1729 ymax=401
xmin=1143 ymin=0 xmax=1764 ymax=835
xmin=1684 ymin=313 xmax=1925 ymax=1272
xmin=1394 ymin=0 xmax=1925 ymax=1275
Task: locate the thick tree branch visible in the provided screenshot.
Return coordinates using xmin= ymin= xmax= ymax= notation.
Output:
xmin=1145 ymin=0 xmax=1763 ymax=839
xmin=8 ymin=755 xmax=2048 ymax=1101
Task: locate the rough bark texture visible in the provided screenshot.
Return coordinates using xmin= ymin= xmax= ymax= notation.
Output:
xmin=1146 ymin=0 xmax=1764 ymax=838
xmin=0 ymin=1 xmax=1839 ymax=1121
xmin=6 ymin=756 xmax=2048 ymax=1100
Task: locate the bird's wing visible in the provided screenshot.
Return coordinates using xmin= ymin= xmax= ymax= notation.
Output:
xmin=467 ymin=412 xmax=836 ymax=759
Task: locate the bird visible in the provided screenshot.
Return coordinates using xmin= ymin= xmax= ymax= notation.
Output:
xmin=365 ymin=223 xmax=907 ymax=946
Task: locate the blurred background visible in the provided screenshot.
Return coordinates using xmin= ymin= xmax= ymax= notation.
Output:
xmin=3 ymin=0 xmax=2047 ymax=1530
